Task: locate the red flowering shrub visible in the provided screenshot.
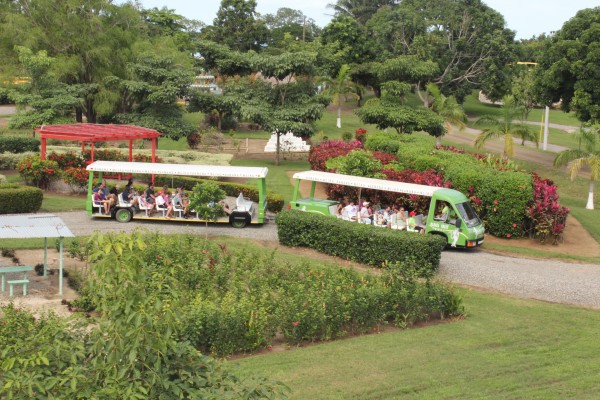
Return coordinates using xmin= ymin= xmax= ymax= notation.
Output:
xmin=525 ymin=174 xmax=570 ymax=244
xmin=355 ymin=128 xmax=367 ymax=143
xmin=308 ymin=140 xmax=363 ymax=171
xmin=62 ymin=167 xmax=89 ymax=190
xmin=17 ymin=155 xmax=59 ymax=189
xmin=47 ymin=151 xmax=86 ymax=169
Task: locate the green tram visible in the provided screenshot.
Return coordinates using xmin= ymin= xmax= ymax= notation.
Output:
xmin=290 ymin=170 xmax=485 ymax=248
xmin=86 ymin=161 xmax=268 ymax=228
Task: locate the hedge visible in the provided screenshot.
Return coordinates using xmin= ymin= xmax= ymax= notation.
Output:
xmin=0 ymin=136 xmax=40 ymax=154
xmin=0 ymin=152 xmax=35 ymax=169
xmin=153 ymin=175 xmax=284 ymax=212
xmin=0 ymin=184 xmax=43 ymax=214
xmin=276 ymin=210 xmax=446 ymax=276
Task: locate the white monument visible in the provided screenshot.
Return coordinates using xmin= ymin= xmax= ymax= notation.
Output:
xmin=264 ymin=131 xmax=310 ymax=153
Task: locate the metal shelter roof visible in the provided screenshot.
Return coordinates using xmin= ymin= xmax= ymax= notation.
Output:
xmin=87 ymin=161 xmax=269 ymax=178
xmin=0 ymin=214 xmax=74 ymax=239
xmin=292 ymin=170 xmax=444 ymax=197
xmin=35 ymin=124 xmax=160 ymax=141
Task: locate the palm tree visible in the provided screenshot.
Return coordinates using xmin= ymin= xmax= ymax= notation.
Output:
xmin=554 ymin=127 xmax=600 ymax=210
xmin=326 ymin=0 xmax=394 ymax=25
xmin=426 ymin=83 xmax=467 ymax=146
xmin=322 ymin=64 xmax=359 ymax=129
xmin=474 ymin=95 xmax=537 ymax=159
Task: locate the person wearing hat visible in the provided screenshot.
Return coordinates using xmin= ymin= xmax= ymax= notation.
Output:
xmin=407 ymin=210 xmax=424 ymax=233
xmin=360 ymin=201 xmax=372 ymax=224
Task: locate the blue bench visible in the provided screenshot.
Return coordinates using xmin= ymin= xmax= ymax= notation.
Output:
xmin=0 ymin=266 xmax=33 ymax=294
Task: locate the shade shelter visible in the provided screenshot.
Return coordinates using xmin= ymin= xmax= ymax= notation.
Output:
xmin=35 ymin=124 xmax=160 ymax=164
xmin=0 ymin=214 xmax=74 ymax=296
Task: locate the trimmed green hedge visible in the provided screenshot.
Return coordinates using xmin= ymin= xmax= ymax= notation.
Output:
xmin=0 ymin=136 xmax=40 ymax=153
xmin=154 ymin=175 xmax=284 ymax=212
xmin=364 ymin=132 xmax=401 ymax=154
xmin=276 ymin=210 xmax=446 ymax=276
xmin=0 ymin=184 xmax=43 ymax=214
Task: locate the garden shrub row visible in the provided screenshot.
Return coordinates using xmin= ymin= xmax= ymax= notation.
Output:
xmin=0 ymin=184 xmax=43 ymax=214
xmin=276 ymin=210 xmax=446 ymax=275
xmin=0 ymin=136 xmax=39 ymax=153
xmin=72 ymin=233 xmax=462 ymax=357
xmin=154 ymin=175 xmax=284 ymax=212
xmin=0 ymin=151 xmax=35 ymax=169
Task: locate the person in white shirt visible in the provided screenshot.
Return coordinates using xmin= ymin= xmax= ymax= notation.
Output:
xmin=360 ymin=201 xmax=372 ymax=224
xmin=344 ymin=201 xmax=358 ymax=220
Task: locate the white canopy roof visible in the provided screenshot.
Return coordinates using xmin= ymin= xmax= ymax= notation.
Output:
xmin=87 ymin=161 xmax=268 ymax=179
xmin=0 ymin=214 xmax=74 ymax=239
xmin=292 ymin=170 xmax=443 ymax=197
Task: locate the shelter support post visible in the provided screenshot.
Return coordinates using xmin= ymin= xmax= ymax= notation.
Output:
xmin=129 ymin=140 xmax=133 ymax=162
xmin=59 ymin=238 xmax=63 ymax=296
xmin=44 ymin=237 xmax=47 ymax=276
xmin=310 ymin=182 xmax=316 ymax=198
xmin=41 ymin=138 xmax=47 ymax=160
xmin=91 ymin=142 xmax=95 ymax=162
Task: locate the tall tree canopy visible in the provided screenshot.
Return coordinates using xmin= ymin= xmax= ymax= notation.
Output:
xmin=535 ymin=7 xmax=600 ymax=122
xmin=364 ymin=0 xmax=516 ymax=101
xmin=203 ymin=0 xmax=268 ymax=52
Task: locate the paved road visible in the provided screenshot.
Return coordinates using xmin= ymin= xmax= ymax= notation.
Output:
xmin=54 ymin=211 xmax=600 ymax=309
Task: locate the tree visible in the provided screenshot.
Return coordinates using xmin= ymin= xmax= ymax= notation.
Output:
xmin=204 ymin=0 xmax=268 ymax=52
xmin=426 ymin=83 xmax=467 ymax=145
xmin=320 ymin=15 xmax=376 ymax=65
xmin=474 ymin=95 xmax=537 ymax=159
xmin=355 ymin=55 xmax=445 ymax=137
xmin=100 ymin=46 xmax=196 ymax=140
xmin=365 ymin=0 xmax=516 ymax=102
xmin=535 ymin=7 xmax=600 ymax=122
xmin=322 ymin=64 xmax=359 ymax=128
xmin=554 ymin=126 xmax=600 ymax=210
xmin=261 ymin=7 xmax=320 ymax=46
xmin=188 ymin=181 xmax=227 ymax=236
xmin=511 ymin=66 xmax=538 ymax=123
xmin=195 ymin=40 xmax=253 ymax=84
xmin=243 ymin=51 xmax=326 ymax=165
xmin=8 ymin=46 xmax=81 ymax=129
xmin=141 ymin=7 xmax=204 ymax=54
xmin=188 ymin=91 xmax=240 ymax=132
xmin=327 ymin=0 xmax=395 ymax=25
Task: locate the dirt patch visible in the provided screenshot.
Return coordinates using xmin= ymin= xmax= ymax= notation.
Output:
xmin=0 ymin=249 xmax=86 ymax=317
xmin=484 ymin=215 xmax=600 ymax=257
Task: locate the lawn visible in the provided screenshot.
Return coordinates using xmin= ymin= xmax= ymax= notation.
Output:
xmin=235 ymin=289 xmax=600 ymax=399
xmin=40 ymin=194 xmax=86 ymax=212
xmin=229 ymin=158 xmax=310 ymax=203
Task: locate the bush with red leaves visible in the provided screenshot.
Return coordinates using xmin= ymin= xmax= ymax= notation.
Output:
xmin=308 ymin=140 xmax=363 ymax=171
xmin=525 ymin=173 xmax=569 ymax=244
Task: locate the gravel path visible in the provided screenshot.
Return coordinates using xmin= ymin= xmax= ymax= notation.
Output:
xmin=53 ymin=212 xmax=600 ymax=309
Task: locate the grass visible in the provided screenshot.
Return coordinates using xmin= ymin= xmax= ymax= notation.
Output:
xmin=40 ymin=194 xmax=86 ymax=212
xmin=463 ymin=92 xmax=581 ymax=127
xmin=235 ymin=289 xmax=600 ymax=399
xmin=230 ymin=158 xmax=310 ymax=203
xmin=484 ymin=242 xmax=600 ymax=264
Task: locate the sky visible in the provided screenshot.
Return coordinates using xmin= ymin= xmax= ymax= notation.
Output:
xmin=133 ymin=0 xmax=599 ymax=40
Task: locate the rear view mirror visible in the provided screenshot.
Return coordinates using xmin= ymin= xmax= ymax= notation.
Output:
xmin=455 ymin=219 xmax=462 ymax=228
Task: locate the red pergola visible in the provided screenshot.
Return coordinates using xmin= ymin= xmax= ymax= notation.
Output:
xmin=35 ymin=124 xmax=160 ymax=163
